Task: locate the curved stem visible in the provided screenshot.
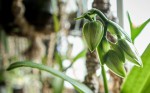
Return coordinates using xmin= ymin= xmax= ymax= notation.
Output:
xmin=96 ymin=47 xmax=109 ymax=93
xmin=101 ymin=65 xmax=109 ymax=93
xmin=86 ymin=8 xmax=109 ymax=27
xmin=102 ymin=20 xmax=109 ymax=93
xmin=84 ymin=14 xmax=93 ymax=21
xmin=75 ymin=13 xmax=93 ymax=21
xmin=93 ymin=8 xmax=108 ymax=22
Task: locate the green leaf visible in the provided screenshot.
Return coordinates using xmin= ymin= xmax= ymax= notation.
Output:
xmin=7 ymin=61 xmax=93 ymax=93
xmin=127 ymin=12 xmax=150 ymax=41
xmin=140 ymin=75 xmax=150 ymax=93
xmin=53 ymin=52 xmax=64 ymax=93
xmin=72 ymin=49 xmax=87 ymax=63
xmin=127 ymin=12 xmax=133 ymax=33
xmin=74 ymin=85 xmax=84 ymax=93
xmin=55 ymin=52 xmax=63 ymax=70
xmin=52 ymin=77 xmax=64 ymax=93
xmin=53 ymin=14 xmax=60 ymax=32
xmin=51 ymin=0 xmax=60 ymax=32
xmin=121 ymin=44 xmax=150 ymax=93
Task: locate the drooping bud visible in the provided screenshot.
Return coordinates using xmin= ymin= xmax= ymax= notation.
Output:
xmin=104 ymin=50 xmax=126 ymax=77
xmin=83 ymin=20 xmax=104 ymax=52
xmin=97 ymin=39 xmax=110 ymax=65
xmin=107 ymin=20 xmax=132 ymax=42
xmin=118 ymin=39 xmax=143 ymax=67
xmin=110 ymin=43 xmax=125 ymax=62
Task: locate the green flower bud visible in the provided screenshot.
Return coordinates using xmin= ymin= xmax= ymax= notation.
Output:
xmin=104 ymin=50 xmax=126 ymax=78
xmin=97 ymin=39 xmax=110 ymax=65
xmin=83 ymin=20 xmax=104 ymax=52
xmin=118 ymin=39 xmax=143 ymax=67
xmin=107 ymin=20 xmax=132 ymax=42
xmin=110 ymin=43 xmax=125 ymax=62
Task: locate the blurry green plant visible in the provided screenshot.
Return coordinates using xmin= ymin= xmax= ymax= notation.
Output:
xmin=75 ymin=8 xmax=143 ymax=93
xmin=120 ymin=12 xmax=150 ymax=93
xmin=7 ymin=49 xmax=88 ymax=93
xmin=76 ymin=9 xmax=142 ymax=78
xmin=53 ymin=49 xmax=86 ymax=93
xmin=7 ymin=9 xmax=150 ymax=93
xmin=7 ymin=61 xmax=92 ymax=93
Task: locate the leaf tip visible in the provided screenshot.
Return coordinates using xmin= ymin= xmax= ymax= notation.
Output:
xmin=135 ymin=62 xmax=143 ymax=68
xmin=134 ymin=57 xmax=143 ymax=68
xmin=119 ymin=71 xmax=126 ymax=78
xmin=74 ymin=16 xmax=84 ymax=20
xmin=6 ymin=66 xmax=11 ymax=71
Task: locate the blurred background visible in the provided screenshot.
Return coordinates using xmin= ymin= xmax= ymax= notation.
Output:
xmin=0 ymin=0 xmax=150 ymax=93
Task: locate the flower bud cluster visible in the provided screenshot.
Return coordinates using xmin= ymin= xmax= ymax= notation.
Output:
xmin=76 ymin=9 xmax=142 ymax=77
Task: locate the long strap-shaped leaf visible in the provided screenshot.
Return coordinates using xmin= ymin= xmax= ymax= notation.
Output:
xmin=7 ymin=61 xmax=93 ymax=93
xmin=121 ymin=44 xmax=150 ymax=93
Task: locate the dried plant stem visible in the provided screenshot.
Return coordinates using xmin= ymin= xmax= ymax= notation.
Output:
xmin=101 ymin=65 xmax=109 ymax=93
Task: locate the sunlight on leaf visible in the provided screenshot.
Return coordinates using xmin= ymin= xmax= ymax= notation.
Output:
xmin=7 ymin=61 xmax=93 ymax=93
xmin=121 ymin=44 xmax=150 ymax=93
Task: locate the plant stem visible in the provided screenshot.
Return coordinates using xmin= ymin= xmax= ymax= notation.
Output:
xmin=96 ymin=48 xmax=109 ymax=93
xmin=90 ymin=8 xmax=108 ymax=22
xmin=101 ymin=65 xmax=109 ymax=93
xmin=84 ymin=14 xmax=93 ymax=21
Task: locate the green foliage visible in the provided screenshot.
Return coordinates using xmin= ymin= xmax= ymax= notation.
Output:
xmin=53 ymin=14 xmax=60 ymax=32
xmin=7 ymin=61 xmax=93 ymax=93
xmin=53 ymin=49 xmax=86 ymax=93
xmin=51 ymin=0 xmax=60 ymax=32
xmin=52 ymin=77 xmax=64 ymax=93
xmin=121 ymin=44 xmax=150 ymax=93
xmin=127 ymin=12 xmax=150 ymax=42
xmin=76 ymin=9 xmax=142 ymax=78
xmin=120 ymin=12 xmax=150 ymax=93
xmin=53 ymin=52 xmax=64 ymax=93
xmin=72 ymin=49 xmax=87 ymax=63
xmin=55 ymin=52 xmax=63 ymax=70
